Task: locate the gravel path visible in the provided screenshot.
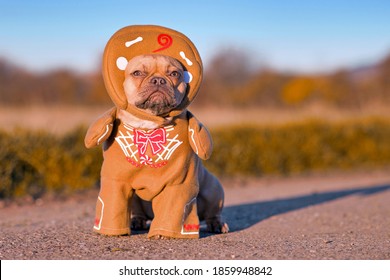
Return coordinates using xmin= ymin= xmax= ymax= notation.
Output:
xmin=1 ymin=171 xmax=390 ymax=260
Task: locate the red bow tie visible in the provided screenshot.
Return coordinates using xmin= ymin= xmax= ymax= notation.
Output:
xmin=133 ymin=128 xmax=166 ymax=155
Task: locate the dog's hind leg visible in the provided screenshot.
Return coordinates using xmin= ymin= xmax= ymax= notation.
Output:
xmin=197 ymin=168 xmax=229 ymax=233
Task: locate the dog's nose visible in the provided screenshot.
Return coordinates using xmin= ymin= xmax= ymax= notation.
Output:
xmin=150 ymin=76 xmax=167 ymax=85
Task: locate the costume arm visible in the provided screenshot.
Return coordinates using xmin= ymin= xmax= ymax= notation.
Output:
xmin=187 ymin=111 xmax=213 ymax=160
xmin=84 ymin=107 xmax=117 ymax=148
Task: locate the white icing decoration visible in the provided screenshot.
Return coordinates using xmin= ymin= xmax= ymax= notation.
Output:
xmin=183 ymin=71 xmax=193 ymax=83
xmin=93 ymin=196 xmax=104 ymax=230
xmin=189 ymin=128 xmax=198 ymax=154
xmin=180 ymin=51 xmax=193 ymax=66
xmin=116 ymin=57 xmax=128 ymax=70
xmin=125 ymin=36 xmax=143 ymax=47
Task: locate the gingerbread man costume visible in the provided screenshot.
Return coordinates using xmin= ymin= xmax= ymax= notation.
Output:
xmin=85 ymin=25 xmax=225 ymax=239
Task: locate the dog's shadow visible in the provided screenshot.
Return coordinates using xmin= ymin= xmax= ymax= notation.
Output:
xmin=202 ymin=183 xmax=390 ymax=237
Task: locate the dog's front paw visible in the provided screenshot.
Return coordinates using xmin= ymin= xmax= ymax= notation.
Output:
xmin=207 ymin=219 xmax=229 ymax=234
xmin=131 ymin=216 xmax=148 ymax=230
xmin=148 ymin=234 xmax=172 ymax=240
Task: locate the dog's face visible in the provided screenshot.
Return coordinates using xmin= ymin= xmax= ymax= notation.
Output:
xmin=123 ymin=54 xmax=187 ymax=116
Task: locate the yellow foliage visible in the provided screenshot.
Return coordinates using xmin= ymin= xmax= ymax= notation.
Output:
xmin=282 ymin=77 xmax=315 ymax=105
xmin=1 ymin=119 xmax=390 ymax=200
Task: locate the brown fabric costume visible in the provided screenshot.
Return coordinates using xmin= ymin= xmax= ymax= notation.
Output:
xmin=85 ymin=25 xmax=225 ymax=239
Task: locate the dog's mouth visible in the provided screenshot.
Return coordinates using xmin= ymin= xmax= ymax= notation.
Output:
xmin=135 ymin=87 xmax=178 ymax=116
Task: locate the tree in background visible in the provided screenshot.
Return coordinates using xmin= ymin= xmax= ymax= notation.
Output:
xmin=1 ymin=51 xmax=390 ymax=109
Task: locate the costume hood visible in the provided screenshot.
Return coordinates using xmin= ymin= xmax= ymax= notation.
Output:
xmin=102 ymin=25 xmax=203 ymax=125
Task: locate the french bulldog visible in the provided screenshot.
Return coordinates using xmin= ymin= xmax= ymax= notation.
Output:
xmin=85 ymin=25 xmax=228 ymax=239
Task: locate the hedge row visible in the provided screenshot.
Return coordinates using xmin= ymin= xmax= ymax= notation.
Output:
xmin=1 ymin=118 xmax=390 ymax=199
xmin=207 ymin=118 xmax=390 ymax=176
xmin=0 ymin=127 xmax=102 ymax=199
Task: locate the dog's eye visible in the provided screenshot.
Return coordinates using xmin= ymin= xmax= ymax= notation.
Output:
xmin=132 ymin=70 xmax=143 ymax=77
xmin=169 ymin=71 xmax=181 ymax=78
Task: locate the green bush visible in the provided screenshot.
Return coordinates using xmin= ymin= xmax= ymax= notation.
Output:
xmin=1 ymin=118 xmax=390 ymax=200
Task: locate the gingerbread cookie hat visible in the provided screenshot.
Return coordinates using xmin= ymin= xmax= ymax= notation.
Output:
xmin=103 ymin=25 xmax=203 ymax=124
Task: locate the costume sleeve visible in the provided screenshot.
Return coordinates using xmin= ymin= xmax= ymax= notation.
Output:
xmin=187 ymin=111 xmax=213 ymax=160
xmin=84 ymin=107 xmax=117 ymax=148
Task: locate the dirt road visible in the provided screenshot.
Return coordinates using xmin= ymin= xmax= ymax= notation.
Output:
xmin=1 ymin=170 xmax=390 ymax=260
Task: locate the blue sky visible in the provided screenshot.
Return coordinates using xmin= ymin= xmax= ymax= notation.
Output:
xmin=1 ymin=0 xmax=389 ymax=73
